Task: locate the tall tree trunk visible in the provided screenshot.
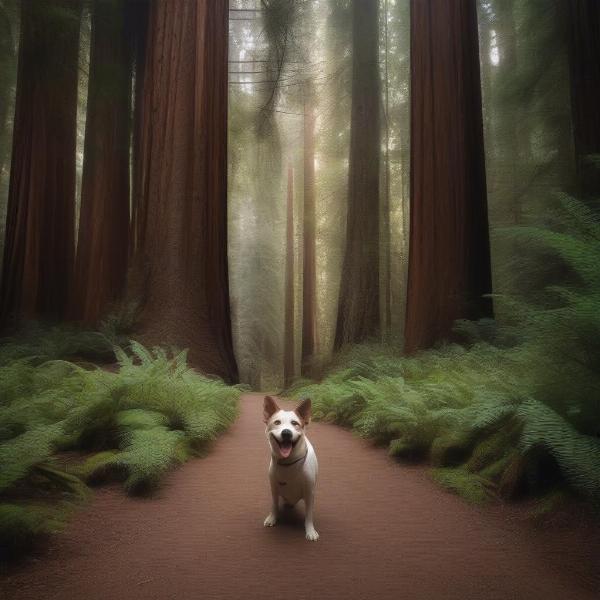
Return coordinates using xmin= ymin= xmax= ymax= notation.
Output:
xmin=334 ymin=0 xmax=380 ymax=349
xmin=381 ymin=0 xmax=392 ymax=339
xmin=302 ymin=100 xmax=317 ymax=370
xmin=567 ymin=0 xmax=600 ymax=199
xmin=129 ymin=0 xmax=150 ymax=259
xmin=404 ymin=0 xmax=493 ymax=354
xmin=0 ymin=0 xmax=17 ymax=178
xmin=131 ymin=0 xmax=238 ymax=382
xmin=284 ymin=165 xmax=295 ymax=386
xmin=496 ymin=0 xmax=521 ymax=225
xmin=0 ymin=0 xmax=81 ymax=324
xmin=71 ymin=0 xmax=132 ymax=323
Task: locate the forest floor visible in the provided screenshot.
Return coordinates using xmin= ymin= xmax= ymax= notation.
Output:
xmin=2 ymin=394 xmax=600 ymax=600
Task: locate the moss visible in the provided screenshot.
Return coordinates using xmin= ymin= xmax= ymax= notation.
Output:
xmin=389 ymin=438 xmax=428 ymax=460
xmin=498 ymin=450 xmax=530 ymax=499
xmin=529 ymin=488 xmax=573 ymax=521
xmin=0 ymin=503 xmax=68 ymax=559
xmin=430 ymin=431 xmax=476 ymax=467
xmin=430 ymin=467 xmax=496 ymax=505
xmin=466 ymin=421 xmax=522 ymax=473
xmin=479 ymin=453 xmax=513 ymax=482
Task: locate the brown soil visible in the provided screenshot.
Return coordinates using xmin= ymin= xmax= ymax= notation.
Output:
xmin=2 ymin=394 xmax=599 ymax=600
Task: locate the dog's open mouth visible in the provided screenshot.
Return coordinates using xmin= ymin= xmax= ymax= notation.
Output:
xmin=272 ymin=435 xmax=295 ymax=459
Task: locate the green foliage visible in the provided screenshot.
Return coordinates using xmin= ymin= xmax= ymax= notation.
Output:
xmin=430 ymin=468 xmax=496 ymax=505
xmin=0 ymin=503 xmax=68 ymax=558
xmin=0 ymin=341 xmax=240 ymax=554
xmin=0 ymin=322 xmax=114 ymax=364
xmin=291 ymin=196 xmax=600 ymax=510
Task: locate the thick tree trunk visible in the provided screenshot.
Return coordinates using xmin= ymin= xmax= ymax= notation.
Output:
xmin=404 ymin=0 xmax=493 ymax=354
xmin=302 ymin=102 xmax=317 ymax=369
xmin=0 ymin=0 xmax=81 ymax=324
xmin=71 ymin=0 xmax=132 ymax=323
xmin=567 ymin=0 xmax=600 ymax=198
xmin=131 ymin=0 xmax=238 ymax=382
xmin=284 ymin=165 xmax=295 ymax=386
xmin=334 ymin=0 xmax=380 ymax=349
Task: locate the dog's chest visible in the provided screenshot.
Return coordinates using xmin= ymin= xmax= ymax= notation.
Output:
xmin=273 ymin=467 xmax=304 ymax=504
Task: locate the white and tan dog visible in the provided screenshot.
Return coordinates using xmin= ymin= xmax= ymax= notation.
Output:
xmin=263 ymin=395 xmax=319 ymax=541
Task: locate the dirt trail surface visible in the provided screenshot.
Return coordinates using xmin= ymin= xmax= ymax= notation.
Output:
xmin=3 ymin=394 xmax=599 ymax=600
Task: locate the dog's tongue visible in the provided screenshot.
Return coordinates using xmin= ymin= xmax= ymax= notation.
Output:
xmin=279 ymin=441 xmax=293 ymax=458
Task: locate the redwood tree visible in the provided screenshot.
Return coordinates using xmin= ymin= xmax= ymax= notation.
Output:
xmin=567 ymin=0 xmax=600 ymax=198
xmin=334 ymin=0 xmax=380 ymax=349
xmin=71 ymin=0 xmax=132 ymax=323
xmin=404 ymin=0 xmax=493 ymax=353
xmin=0 ymin=0 xmax=81 ymax=324
xmin=131 ymin=0 xmax=238 ymax=382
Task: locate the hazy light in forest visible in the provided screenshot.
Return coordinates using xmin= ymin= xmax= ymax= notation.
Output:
xmin=490 ymin=30 xmax=500 ymax=66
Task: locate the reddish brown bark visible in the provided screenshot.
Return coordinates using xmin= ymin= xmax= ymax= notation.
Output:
xmin=71 ymin=0 xmax=132 ymax=323
xmin=404 ymin=0 xmax=492 ymax=354
xmin=567 ymin=0 xmax=600 ymax=198
xmin=0 ymin=0 xmax=81 ymax=324
xmin=131 ymin=0 xmax=237 ymax=382
xmin=302 ymin=103 xmax=317 ymax=369
xmin=334 ymin=0 xmax=381 ymax=349
xmin=284 ymin=165 xmax=295 ymax=386
xmin=129 ymin=0 xmax=150 ymax=258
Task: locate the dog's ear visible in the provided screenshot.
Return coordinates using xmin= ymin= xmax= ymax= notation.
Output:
xmin=295 ymin=397 xmax=312 ymax=426
xmin=263 ymin=395 xmax=280 ymax=423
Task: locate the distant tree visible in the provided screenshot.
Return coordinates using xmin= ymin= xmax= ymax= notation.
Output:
xmin=71 ymin=0 xmax=133 ymax=323
xmin=302 ymin=96 xmax=317 ymax=369
xmin=1 ymin=0 xmax=81 ymax=324
xmin=404 ymin=0 xmax=492 ymax=353
xmin=0 ymin=0 xmax=17 ymax=180
xmin=284 ymin=165 xmax=295 ymax=385
xmin=130 ymin=0 xmax=238 ymax=381
xmin=334 ymin=0 xmax=381 ymax=349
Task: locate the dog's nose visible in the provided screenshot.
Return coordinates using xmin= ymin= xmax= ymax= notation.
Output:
xmin=281 ymin=429 xmax=293 ymax=440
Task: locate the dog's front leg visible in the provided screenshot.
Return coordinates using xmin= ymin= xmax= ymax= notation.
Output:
xmin=304 ymin=489 xmax=319 ymax=541
xmin=263 ymin=478 xmax=279 ymax=527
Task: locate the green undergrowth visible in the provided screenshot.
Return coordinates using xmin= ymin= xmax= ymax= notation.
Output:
xmin=289 ymin=194 xmax=600 ymax=513
xmin=0 ymin=340 xmax=241 ymax=558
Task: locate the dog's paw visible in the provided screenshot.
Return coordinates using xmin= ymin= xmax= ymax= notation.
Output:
xmin=263 ymin=513 xmax=277 ymax=527
xmin=305 ymin=527 xmax=319 ymax=541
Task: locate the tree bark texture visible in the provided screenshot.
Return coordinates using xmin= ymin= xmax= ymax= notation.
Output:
xmin=302 ymin=103 xmax=317 ymax=369
xmin=404 ymin=0 xmax=493 ymax=354
xmin=0 ymin=0 xmax=81 ymax=324
xmin=334 ymin=0 xmax=380 ymax=349
xmin=71 ymin=0 xmax=132 ymax=323
xmin=567 ymin=0 xmax=600 ymax=198
xmin=132 ymin=0 xmax=238 ymax=382
xmin=284 ymin=165 xmax=295 ymax=386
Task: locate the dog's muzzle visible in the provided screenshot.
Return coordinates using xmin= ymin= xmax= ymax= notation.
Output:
xmin=272 ymin=430 xmax=295 ymax=458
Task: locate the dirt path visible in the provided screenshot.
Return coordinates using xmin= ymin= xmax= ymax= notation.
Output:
xmin=3 ymin=394 xmax=599 ymax=600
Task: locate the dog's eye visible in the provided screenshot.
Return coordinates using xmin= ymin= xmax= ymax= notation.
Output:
xmin=273 ymin=420 xmax=281 ymax=425
xmin=291 ymin=420 xmax=299 ymax=427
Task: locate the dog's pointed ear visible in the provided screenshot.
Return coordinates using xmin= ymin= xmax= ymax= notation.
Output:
xmin=263 ymin=395 xmax=280 ymax=423
xmin=295 ymin=397 xmax=312 ymax=425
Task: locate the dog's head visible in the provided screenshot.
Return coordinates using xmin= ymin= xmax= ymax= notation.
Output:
xmin=263 ymin=395 xmax=311 ymax=460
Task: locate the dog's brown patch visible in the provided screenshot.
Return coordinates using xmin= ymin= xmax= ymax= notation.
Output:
xmin=263 ymin=395 xmax=280 ymax=423
xmin=294 ymin=398 xmax=312 ymax=425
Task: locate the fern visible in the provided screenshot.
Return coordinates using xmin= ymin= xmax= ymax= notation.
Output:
xmin=0 ymin=339 xmax=241 ymax=552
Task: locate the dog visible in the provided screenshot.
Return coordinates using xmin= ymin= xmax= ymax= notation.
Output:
xmin=263 ymin=395 xmax=319 ymax=541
